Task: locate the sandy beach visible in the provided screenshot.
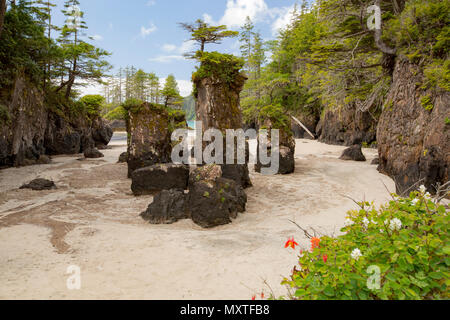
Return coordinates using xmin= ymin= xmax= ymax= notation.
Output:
xmin=0 ymin=135 xmax=395 ymax=300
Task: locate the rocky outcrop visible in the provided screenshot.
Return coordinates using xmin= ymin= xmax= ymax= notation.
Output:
xmin=140 ymin=164 xmax=247 ymax=228
xmin=316 ymin=104 xmax=377 ymax=146
xmin=125 ymin=103 xmax=172 ymax=177
xmin=340 ymin=145 xmax=366 ymax=162
xmin=0 ymin=77 xmax=113 ymax=168
xmin=377 ymin=58 xmax=449 ymax=195
xmin=193 ymin=68 xmax=251 ymax=188
xmin=255 ymin=119 xmax=296 ymax=175
xmin=131 ymin=164 xmax=190 ymax=196
xmin=20 ymin=178 xmax=56 ymax=191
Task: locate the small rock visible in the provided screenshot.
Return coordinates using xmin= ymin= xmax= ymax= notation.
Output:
xmin=84 ymin=148 xmax=104 ymax=159
xmin=118 ymin=152 xmax=128 ymax=163
xmin=131 ymin=163 xmax=190 ymax=196
xmin=36 ymin=155 xmax=52 ymax=165
xmin=371 ymin=157 xmax=380 ymax=165
xmin=20 ymin=179 xmax=56 ymax=191
xmin=339 ymin=145 xmax=366 ymax=162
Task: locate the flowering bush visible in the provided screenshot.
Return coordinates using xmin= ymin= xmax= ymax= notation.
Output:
xmin=281 ymin=189 xmax=449 ymax=300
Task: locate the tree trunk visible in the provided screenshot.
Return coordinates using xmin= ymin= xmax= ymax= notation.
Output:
xmin=0 ymin=0 xmax=7 ymax=39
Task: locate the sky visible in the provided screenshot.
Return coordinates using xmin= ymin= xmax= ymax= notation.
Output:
xmin=50 ymin=0 xmax=301 ymax=97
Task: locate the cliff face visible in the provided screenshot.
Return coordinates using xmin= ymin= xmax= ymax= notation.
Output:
xmin=194 ymin=74 xmax=247 ymax=133
xmin=316 ymin=104 xmax=378 ymax=146
xmin=0 ymin=77 xmax=112 ymax=167
xmin=377 ymin=58 xmax=449 ymax=194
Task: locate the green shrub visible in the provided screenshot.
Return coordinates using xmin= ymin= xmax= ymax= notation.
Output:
xmin=259 ymin=104 xmax=292 ymax=134
xmin=105 ymin=106 xmax=126 ymax=121
xmin=79 ymin=95 xmax=105 ymax=117
xmin=280 ymin=188 xmax=449 ymax=300
xmin=420 ymin=95 xmax=434 ymax=111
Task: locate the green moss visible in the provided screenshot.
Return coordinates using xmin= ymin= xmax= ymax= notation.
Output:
xmin=0 ymin=104 xmax=11 ymax=125
xmin=203 ymin=191 xmax=210 ymax=198
xmin=445 ymin=117 xmax=450 ymax=125
xmin=192 ymin=51 xmax=245 ymax=96
xmin=420 ymin=95 xmax=434 ymax=111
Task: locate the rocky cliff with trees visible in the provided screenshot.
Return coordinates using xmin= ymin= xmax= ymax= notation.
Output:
xmin=239 ymin=0 xmax=448 ymax=194
xmin=0 ymin=0 xmax=112 ymax=167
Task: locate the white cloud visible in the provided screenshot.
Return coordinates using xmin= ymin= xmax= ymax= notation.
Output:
xmin=179 ymin=40 xmax=196 ymax=54
xmin=148 ymin=55 xmax=185 ymax=63
xmin=162 ymin=44 xmax=177 ymax=52
xmin=204 ymin=0 xmax=271 ymax=29
xmin=271 ymin=6 xmax=296 ymax=35
xmin=140 ymin=23 xmax=157 ymax=38
xmin=151 ymin=40 xmax=196 ymax=63
xmin=146 ymin=0 xmax=156 ymax=6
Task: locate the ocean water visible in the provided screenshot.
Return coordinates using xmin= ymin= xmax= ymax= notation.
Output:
xmin=187 ymin=120 xmax=196 ymax=129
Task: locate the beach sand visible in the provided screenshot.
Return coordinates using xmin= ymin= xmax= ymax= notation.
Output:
xmin=0 ymin=137 xmax=395 ymax=300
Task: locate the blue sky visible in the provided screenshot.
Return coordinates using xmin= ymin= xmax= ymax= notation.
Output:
xmin=51 ymin=0 xmax=301 ymax=96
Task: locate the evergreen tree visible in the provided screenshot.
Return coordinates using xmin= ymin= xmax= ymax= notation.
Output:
xmin=178 ymin=18 xmax=238 ymax=56
xmin=161 ymin=74 xmax=182 ymax=108
xmin=56 ymin=0 xmax=110 ymax=99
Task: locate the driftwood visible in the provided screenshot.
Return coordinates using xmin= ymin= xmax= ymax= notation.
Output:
xmin=291 ymin=116 xmax=316 ymax=139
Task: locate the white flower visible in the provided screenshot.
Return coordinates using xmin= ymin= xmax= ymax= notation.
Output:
xmin=411 ymin=198 xmax=420 ymax=205
xmin=344 ymin=219 xmax=354 ymax=227
xmin=380 ymin=229 xmax=384 ymax=233
xmin=425 ymin=192 xmax=431 ymax=199
xmin=389 ymin=218 xmax=402 ymax=231
xmin=419 ymin=185 xmax=426 ymax=194
xmin=351 ymin=248 xmax=362 ymax=261
xmin=362 ymin=217 xmax=370 ymax=228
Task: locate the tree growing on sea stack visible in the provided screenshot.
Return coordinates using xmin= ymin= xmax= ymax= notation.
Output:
xmin=180 ymin=17 xmax=251 ymax=188
xmin=178 ymin=19 xmax=238 ymax=56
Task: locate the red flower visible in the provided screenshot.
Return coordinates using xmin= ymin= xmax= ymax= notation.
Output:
xmin=285 ymin=237 xmax=299 ymax=249
xmin=252 ymin=295 xmax=256 ymax=301
xmin=261 ymin=292 xmax=265 ymax=299
xmin=311 ymin=237 xmax=321 ymax=250
xmin=322 ymin=254 xmax=328 ymax=263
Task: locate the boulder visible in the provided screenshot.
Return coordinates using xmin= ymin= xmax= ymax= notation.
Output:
xmin=340 ymin=145 xmax=366 ymax=162
xmin=131 ymin=164 xmax=190 ymax=196
xmin=188 ymin=176 xmax=247 ymax=228
xmin=118 ymin=152 xmax=128 ymax=163
xmin=20 ymin=178 xmax=56 ymax=191
xmin=91 ymin=118 xmax=113 ymax=148
xmin=140 ymin=189 xmax=189 ymax=224
xmin=36 ymin=155 xmax=52 ymax=164
xmin=84 ymin=147 xmax=104 ymax=159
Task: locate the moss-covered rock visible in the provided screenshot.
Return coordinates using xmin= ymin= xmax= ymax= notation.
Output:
xmin=125 ymin=101 xmax=173 ymax=177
